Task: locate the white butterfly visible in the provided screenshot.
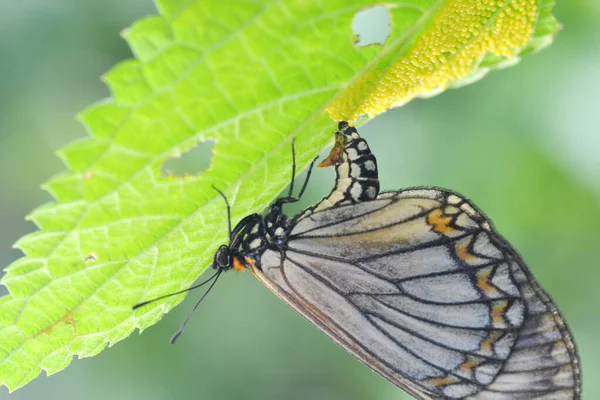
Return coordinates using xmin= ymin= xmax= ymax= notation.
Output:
xmin=137 ymin=122 xmax=581 ymax=399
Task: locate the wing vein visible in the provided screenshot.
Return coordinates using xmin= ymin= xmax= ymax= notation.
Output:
xmin=279 ymin=255 xmax=422 ymax=383
xmin=364 ymin=299 xmax=507 ymax=362
xmin=364 ymin=313 xmax=484 ymax=386
xmin=393 ymin=259 xmax=503 ymax=284
xmin=359 ymin=230 xmax=482 ymax=262
xmin=289 ymin=199 xmax=396 ymax=237
xmin=284 ymin=254 xmax=485 ymax=387
xmin=367 ymin=293 xmax=516 ymax=333
xmin=350 ymin=291 xmax=521 ymax=307
xmin=291 ymin=204 xmax=437 ymax=239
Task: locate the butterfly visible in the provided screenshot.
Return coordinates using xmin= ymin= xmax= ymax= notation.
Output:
xmin=135 ymin=122 xmax=581 ymax=399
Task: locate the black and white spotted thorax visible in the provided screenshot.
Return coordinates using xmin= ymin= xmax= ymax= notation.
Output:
xmin=212 ymin=206 xmax=292 ymax=272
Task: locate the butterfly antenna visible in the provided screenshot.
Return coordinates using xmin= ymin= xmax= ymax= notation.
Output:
xmin=132 ymin=270 xmax=220 ymax=310
xmin=212 ymin=185 xmax=232 ymax=240
xmin=170 ymin=270 xmax=222 ymax=344
xmin=287 ymin=138 xmax=297 ymax=198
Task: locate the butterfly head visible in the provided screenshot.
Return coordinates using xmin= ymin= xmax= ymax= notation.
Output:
xmin=212 ymin=244 xmax=234 ymax=272
xmin=212 ymin=243 xmax=250 ymax=272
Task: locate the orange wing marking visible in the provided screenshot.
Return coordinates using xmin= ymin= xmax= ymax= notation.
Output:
xmin=480 ymin=331 xmax=503 ymax=353
xmin=426 ymin=209 xmax=455 ymax=234
xmin=490 ymin=300 xmax=508 ymax=326
xmin=428 ymin=357 xmax=482 ymax=389
xmin=455 ymin=241 xmax=477 ymax=262
xmin=459 ymin=357 xmax=482 ymax=375
xmin=427 ymin=375 xmax=460 ymax=388
xmin=476 ymin=268 xmax=500 ymax=296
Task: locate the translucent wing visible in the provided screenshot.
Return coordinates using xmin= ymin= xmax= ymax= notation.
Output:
xmin=251 ymin=189 xmax=580 ymax=399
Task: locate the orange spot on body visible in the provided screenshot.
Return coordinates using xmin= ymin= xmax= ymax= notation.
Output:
xmin=427 ymin=209 xmax=455 ymax=234
xmin=232 ymin=257 xmax=246 ymax=272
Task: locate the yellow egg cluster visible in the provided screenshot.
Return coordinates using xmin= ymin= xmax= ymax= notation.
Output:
xmin=328 ymin=0 xmax=537 ymax=121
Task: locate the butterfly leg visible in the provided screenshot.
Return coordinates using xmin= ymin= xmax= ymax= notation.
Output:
xmin=275 ymin=138 xmax=318 ymax=206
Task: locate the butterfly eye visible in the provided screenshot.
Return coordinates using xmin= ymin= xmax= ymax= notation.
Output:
xmin=213 ymin=245 xmax=231 ymax=270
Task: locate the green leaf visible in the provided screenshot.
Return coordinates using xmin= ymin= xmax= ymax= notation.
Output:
xmin=0 ymin=0 xmax=559 ymax=391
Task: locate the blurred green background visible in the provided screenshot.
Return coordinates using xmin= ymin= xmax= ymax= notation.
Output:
xmin=1 ymin=1 xmax=599 ymax=399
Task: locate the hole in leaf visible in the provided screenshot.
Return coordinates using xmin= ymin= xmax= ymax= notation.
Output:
xmin=352 ymin=5 xmax=391 ymax=47
xmin=163 ymin=140 xmax=215 ymax=177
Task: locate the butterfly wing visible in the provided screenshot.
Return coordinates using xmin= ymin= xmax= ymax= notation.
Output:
xmin=251 ymin=189 xmax=580 ymax=399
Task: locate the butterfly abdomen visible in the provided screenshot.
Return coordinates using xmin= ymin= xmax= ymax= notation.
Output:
xmin=305 ymin=122 xmax=380 ymax=216
xmin=341 ymin=123 xmax=379 ymax=202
